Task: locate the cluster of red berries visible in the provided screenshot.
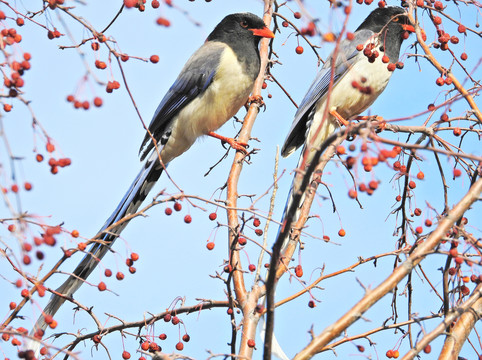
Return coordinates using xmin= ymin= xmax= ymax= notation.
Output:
xmin=0 ymin=17 xmax=23 ymax=45
xmin=2 ymin=182 xmax=33 ymax=195
xmin=15 ymin=225 xmax=65 ymax=269
xmin=342 ymin=143 xmax=402 ymax=174
xmin=385 ymin=349 xmax=400 ymax=358
xmin=35 ymin=142 xmax=72 ymax=174
xmin=66 ymin=94 xmax=103 ymax=110
xmin=106 ymin=80 xmax=121 ymax=93
xmin=351 ymin=78 xmax=373 ymax=95
xmin=3 ymin=53 xmax=31 ymax=92
xmin=125 ymin=252 xmax=140 ymax=274
xmin=164 ymin=202 xmax=193 ymax=223
xmin=47 ymin=28 xmax=62 ymax=39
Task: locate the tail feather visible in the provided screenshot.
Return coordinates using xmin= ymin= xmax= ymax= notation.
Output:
xmin=31 ymin=152 xmax=164 ymax=336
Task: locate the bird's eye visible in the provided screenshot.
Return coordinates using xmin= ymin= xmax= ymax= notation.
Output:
xmin=393 ymin=17 xmax=399 ymax=22
xmin=240 ymin=20 xmax=249 ymax=28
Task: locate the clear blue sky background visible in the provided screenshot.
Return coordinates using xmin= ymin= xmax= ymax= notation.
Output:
xmin=0 ymin=0 xmax=480 ymax=359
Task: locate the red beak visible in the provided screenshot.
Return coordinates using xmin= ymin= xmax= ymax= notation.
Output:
xmin=250 ymin=26 xmax=275 ymax=39
xmin=401 ymin=24 xmax=415 ymax=32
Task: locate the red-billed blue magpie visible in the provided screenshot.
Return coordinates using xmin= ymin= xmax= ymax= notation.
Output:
xmin=280 ymin=7 xmax=414 ymax=245
xmin=30 ymin=12 xmax=274 ymax=340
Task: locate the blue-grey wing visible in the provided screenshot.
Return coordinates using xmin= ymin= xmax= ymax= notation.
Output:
xmin=281 ymin=29 xmax=375 ymax=157
xmin=139 ymin=42 xmax=226 ymax=160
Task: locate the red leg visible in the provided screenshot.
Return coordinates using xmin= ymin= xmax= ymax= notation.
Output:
xmin=329 ymin=109 xmax=350 ymax=127
xmin=208 ymin=132 xmax=248 ymax=154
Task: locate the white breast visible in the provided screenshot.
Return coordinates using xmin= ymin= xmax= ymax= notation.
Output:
xmin=160 ymin=46 xmax=254 ymax=164
xmin=305 ymin=44 xmax=393 ymax=158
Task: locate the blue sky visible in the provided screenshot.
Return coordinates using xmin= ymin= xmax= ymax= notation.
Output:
xmin=1 ymin=1 xmax=480 ymax=359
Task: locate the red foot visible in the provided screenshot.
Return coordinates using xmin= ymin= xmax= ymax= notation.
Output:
xmin=247 ymin=95 xmax=264 ymax=106
xmin=330 ymin=109 xmax=350 ymax=127
xmin=208 ymin=132 xmax=248 ymax=154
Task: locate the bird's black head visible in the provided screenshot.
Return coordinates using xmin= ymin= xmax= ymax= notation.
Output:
xmin=356 ymin=7 xmax=414 ymax=59
xmin=207 ymin=13 xmax=274 ymax=46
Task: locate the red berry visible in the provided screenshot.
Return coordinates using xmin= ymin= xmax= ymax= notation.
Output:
xmin=23 ymin=255 xmax=31 ymax=265
xmin=130 ymin=252 xmax=139 ymax=261
xmin=408 ymin=181 xmax=416 ymax=189
xmin=253 ymin=218 xmax=261 ymax=227
xmin=175 ymin=342 xmax=184 ymax=350
xmin=151 ymin=0 xmax=160 ymax=8
xmin=182 ymin=334 xmax=190 ymax=342
xmin=150 ymin=55 xmax=159 ymax=63
xmin=436 ymin=77 xmax=444 ymax=86
xmin=165 ymin=207 xmax=172 ymax=215
xmin=460 ymin=52 xmax=468 ymax=60
xmin=173 ymin=202 xmax=182 ymax=211
xmin=295 ymin=265 xmax=303 ymax=277
xmin=248 ymin=264 xmax=256 ymax=272
xmin=414 ymin=208 xmax=422 ymax=216
xmin=159 ymin=333 xmax=167 ymax=340
xmin=104 ymin=269 xmax=112 ymax=277
xmin=171 ymin=316 xmax=180 ymax=325
xmin=124 ymin=0 xmax=137 ymax=8
xmin=457 ymin=24 xmax=466 ymax=33
xmin=77 ymin=242 xmax=86 ymax=251
xmin=93 ymin=97 xmax=103 ymax=107
xmin=415 ymin=226 xmax=423 ymax=234
xmin=71 ymin=229 xmax=80 ymax=238
xmin=348 ymin=189 xmax=357 ymax=199
xmin=453 ymin=127 xmax=462 ymax=136
xmin=21 ymin=289 xmax=29 ymax=297
xmin=9 ymin=302 xmax=16 ymax=310
xmin=433 ymin=1 xmax=443 ymax=9
xmin=425 ymin=219 xmax=432 ymax=227
xmin=156 ymin=17 xmax=171 ymax=27
xmin=423 ymin=345 xmax=431 ymax=353
xmin=163 ymin=314 xmax=172 ymax=322
xmin=368 ymin=180 xmax=378 ymax=190
xmin=122 ymin=350 xmax=131 ymax=359
xmin=116 ymin=272 xmax=124 ymax=280
xmin=184 ymin=215 xmax=192 ymax=223
xmin=206 ymin=242 xmax=215 ymax=250
xmin=11 ymin=184 xmax=18 ymax=193
xmin=46 ymin=142 xmax=55 ymax=153
xmin=387 ymin=63 xmax=396 ymax=71
xmin=254 ymin=228 xmax=263 ymax=236
xmin=238 ymin=237 xmax=247 ymax=245
xmin=98 ymin=282 xmax=106 ymax=291
xmin=293 ymin=12 xmax=301 ymax=19
xmin=93 ymin=335 xmax=102 ymax=343
xmin=36 ymin=154 xmax=44 ymax=162
xmin=338 ymin=229 xmax=346 ymax=237
xmin=8 ymin=224 xmax=16 ymax=232
xmin=208 ymin=212 xmax=217 ymax=221
xmin=295 ymin=46 xmax=304 ymax=54
xmin=433 ymin=16 xmax=442 ymax=25
xmin=247 ymin=339 xmax=255 ymax=348
xmin=453 ymin=168 xmax=462 ymax=177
